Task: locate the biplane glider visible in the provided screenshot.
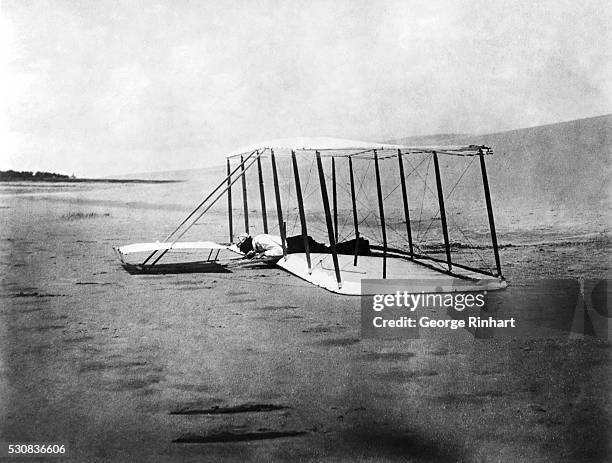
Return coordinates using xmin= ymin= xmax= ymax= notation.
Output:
xmin=115 ymin=138 xmax=507 ymax=295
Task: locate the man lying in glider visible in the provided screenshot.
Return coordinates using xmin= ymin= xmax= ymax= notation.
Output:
xmin=236 ymin=233 xmax=283 ymax=259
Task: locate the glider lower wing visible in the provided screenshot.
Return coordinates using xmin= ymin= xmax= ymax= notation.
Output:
xmin=114 ymin=241 xmax=243 ymax=264
xmin=116 ymin=241 xmax=228 ymax=254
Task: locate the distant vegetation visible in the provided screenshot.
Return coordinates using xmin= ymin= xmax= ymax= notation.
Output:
xmin=61 ymin=212 xmax=110 ymax=220
xmin=0 ymin=169 xmax=178 ymax=184
xmin=0 ymin=170 xmax=73 ymax=181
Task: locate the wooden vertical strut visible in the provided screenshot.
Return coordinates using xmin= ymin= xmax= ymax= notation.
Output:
xmin=227 ymin=159 xmax=233 ymax=243
xmin=432 ymin=151 xmax=452 ymax=271
xmin=397 ymin=149 xmax=414 ymax=257
xmin=374 ymin=150 xmax=387 ymax=278
xmin=147 ymin=153 xmax=262 ymax=267
xmin=332 ymin=157 xmax=338 ymax=243
xmin=348 ymin=156 xmax=359 ymax=266
xmin=257 ymin=154 xmax=268 ymax=233
xmin=142 ymin=150 xmax=257 ymax=265
xmin=479 ymin=150 xmax=502 ymax=277
xmin=316 ymin=151 xmax=341 ymax=288
xmin=291 ymin=151 xmax=311 ymax=273
xmin=241 ymin=154 xmax=249 ymax=233
xmin=270 ymin=149 xmax=287 ymax=258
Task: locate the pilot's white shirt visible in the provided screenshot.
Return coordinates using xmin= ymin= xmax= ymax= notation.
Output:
xmin=252 ymin=234 xmax=283 ymax=257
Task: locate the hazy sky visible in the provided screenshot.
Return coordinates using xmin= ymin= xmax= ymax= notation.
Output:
xmin=1 ymin=0 xmax=610 ymax=176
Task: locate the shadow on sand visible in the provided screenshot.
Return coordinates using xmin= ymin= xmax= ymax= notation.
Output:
xmin=121 ymin=261 xmax=232 ymax=275
xmin=341 ymin=427 xmax=464 ymax=461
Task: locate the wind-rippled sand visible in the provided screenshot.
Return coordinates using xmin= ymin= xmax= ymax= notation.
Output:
xmin=0 ymin=179 xmax=610 ymax=462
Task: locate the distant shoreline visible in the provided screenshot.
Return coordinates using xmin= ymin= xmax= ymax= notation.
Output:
xmin=0 ymin=178 xmax=181 ymax=184
xmin=0 ymin=170 xmax=180 ymax=183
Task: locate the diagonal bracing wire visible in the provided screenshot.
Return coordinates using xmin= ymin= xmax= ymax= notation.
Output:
xmin=413 ymin=154 xmax=475 ymax=246
xmin=414 ymin=154 xmax=432 ymax=243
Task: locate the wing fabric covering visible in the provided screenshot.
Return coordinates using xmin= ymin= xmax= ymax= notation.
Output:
xmin=116 ymin=241 xmax=228 ymax=255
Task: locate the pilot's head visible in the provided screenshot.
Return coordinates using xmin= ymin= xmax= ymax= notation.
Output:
xmin=236 ymin=233 xmax=253 ymax=253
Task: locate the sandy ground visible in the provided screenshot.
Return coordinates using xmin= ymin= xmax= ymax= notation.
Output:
xmin=1 ymin=181 xmax=610 ymax=462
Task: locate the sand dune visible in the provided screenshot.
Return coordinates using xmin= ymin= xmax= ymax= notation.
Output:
xmin=394 ymin=114 xmax=611 ymax=212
